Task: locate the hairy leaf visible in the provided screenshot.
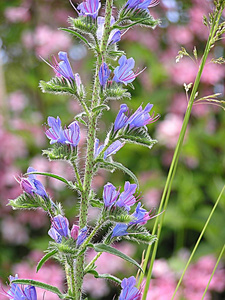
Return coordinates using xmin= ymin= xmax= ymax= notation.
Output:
xmin=8 ymin=193 xmax=47 ymax=211
xmin=36 ymin=250 xmax=57 ymax=272
xmin=39 ymin=77 xmax=76 ymax=96
xmin=93 ymin=243 xmax=143 ymax=272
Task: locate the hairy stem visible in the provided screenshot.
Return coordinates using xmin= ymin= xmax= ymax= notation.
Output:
xmin=74 ymin=2 xmax=114 ymax=299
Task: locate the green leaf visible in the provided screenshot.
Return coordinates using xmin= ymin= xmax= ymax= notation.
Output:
xmin=86 ymin=269 xmax=122 ymax=284
xmin=60 ymin=28 xmax=91 ymax=47
xmin=92 ymin=104 xmax=110 ymax=113
xmin=25 ymin=171 xmax=70 ymax=185
xmin=11 ymin=279 xmax=64 ymax=299
xmin=119 ymin=127 xmax=158 ymax=149
xmin=8 ymin=193 xmax=47 ymax=211
xmin=43 ymin=143 xmax=76 ymax=161
xmin=36 ymin=250 xmax=57 ymax=272
xmin=39 ymin=77 xmax=76 ymax=96
xmin=93 ymin=243 xmax=143 ymax=272
xmin=90 ymin=198 xmax=104 ymax=208
xmin=74 ymin=112 xmax=88 ymax=126
xmin=103 ymin=86 xmax=131 ymax=101
xmin=68 ymin=16 xmax=97 ymax=36
xmin=97 ymin=159 xmax=139 ymax=188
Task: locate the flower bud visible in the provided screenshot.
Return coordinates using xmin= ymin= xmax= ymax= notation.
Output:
xmin=71 ymin=224 xmax=79 ymax=240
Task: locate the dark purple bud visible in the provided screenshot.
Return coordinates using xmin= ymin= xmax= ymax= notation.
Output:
xmin=112 ymin=223 xmax=128 ymax=238
xmin=71 ymin=224 xmax=79 ymax=240
xmin=99 ymin=62 xmax=111 ymax=87
xmin=20 ymin=178 xmax=35 ymax=194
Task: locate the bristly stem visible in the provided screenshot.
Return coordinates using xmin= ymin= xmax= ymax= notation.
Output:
xmin=140 ymin=2 xmax=225 ymax=299
xmin=74 ymin=1 xmax=114 ymax=299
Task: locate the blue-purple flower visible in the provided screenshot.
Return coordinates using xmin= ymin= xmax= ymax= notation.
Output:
xmin=129 ymin=202 xmax=152 ymax=225
xmin=116 ymin=181 xmax=137 ymax=211
xmin=127 ymin=103 xmax=160 ymax=129
xmin=113 ymin=55 xmax=144 ymax=85
xmin=94 ymin=139 xmax=124 ymax=159
xmin=125 ymin=0 xmax=160 ymax=11
xmin=50 ymin=51 xmax=75 ymax=81
xmin=113 ymin=103 xmax=159 ymax=132
xmin=114 ymin=104 xmax=129 ymax=132
xmin=45 ymin=116 xmax=66 ymax=145
xmin=112 ymin=223 xmax=128 ymax=238
xmin=103 ymin=182 xmax=120 ymax=207
xmin=77 ymin=0 xmax=101 ymax=18
xmin=3 ymin=274 xmax=37 ymax=300
xmin=103 ymin=140 xmax=124 ymax=159
xmin=45 ymin=116 xmax=80 ymax=147
xmin=48 ymin=214 xmax=70 ymax=243
xmin=99 ymin=62 xmax=111 ymax=87
xmin=75 ymin=73 xmax=82 ymax=93
xmin=77 ymin=226 xmax=88 ymax=246
xmin=20 ymin=167 xmax=48 ymax=199
xmin=119 ymin=276 xmax=142 ymax=300
xmin=63 ymin=121 xmax=80 ymax=147
xmin=97 ymin=16 xmax=121 ymax=45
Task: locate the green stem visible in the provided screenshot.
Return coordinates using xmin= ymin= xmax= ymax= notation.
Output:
xmin=74 ymin=2 xmax=114 ymax=299
xmin=71 ymin=158 xmax=83 ymax=190
xmin=171 ymin=185 xmax=225 ymax=299
xmin=84 ymin=252 xmax=102 ymax=273
xmin=201 ymin=243 xmax=225 ymax=300
xmin=140 ymin=5 xmax=224 ymax=299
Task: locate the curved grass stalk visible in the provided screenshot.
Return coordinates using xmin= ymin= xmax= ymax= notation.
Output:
xmin=201 ymin=244 xmax=225 ymax=300
xmin=171 ymin=185 xmax=225 ymax=300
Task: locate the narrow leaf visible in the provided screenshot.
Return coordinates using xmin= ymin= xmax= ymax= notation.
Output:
xmin=36 ymin=250 xmax=57 ymax=272
xmin=25 ymin=171 xmax=70 ymax=185
xmin=93 ymin=243 xmax=143 ymax=272
xmin=92 ymin=104 xmax=110 ymax=113
xmin=97 ymin=159 xmax=139 ymax=188
xmin=60 ymin=28 xmax=90 ymax=47
xmin=94 ymin=273 xmax=122 ymax=284
xmin=11 ymin=279 xmax=64 ymax=298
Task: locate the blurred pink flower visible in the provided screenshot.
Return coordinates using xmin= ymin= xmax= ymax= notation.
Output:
xmin=8 ymin=91 xmax=27 ymax=112
xmin=143 ymin=188 xmax=161 ymax=208
xmin=147 ymin=277 xmax=178 ymax=300
xmin=168 ymin=26 xmax=193 ymax=45
xmin=17 ymin=209 xmax=48 ymax=229
xmin=22 ymin=25 xmax=72 ymax=58
xmin=1 ymin=217 xmax=29 ymax=244
xmin=5 ymin=6 xmax=30 ymax=23
xmin=83 ymin=274 xmax=109 ymax=298
xmin=156 ymin=114 xmax=185 ymax=148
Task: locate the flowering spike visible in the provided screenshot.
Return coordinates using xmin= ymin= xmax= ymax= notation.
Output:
xmin=77 ymin=0 xmax=101 ymax=19
xmin=119 ymin=276 xmax=142 ymax=300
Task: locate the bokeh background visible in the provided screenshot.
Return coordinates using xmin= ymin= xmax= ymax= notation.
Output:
xmin=0 ymin=0 xmax=225 ymax=299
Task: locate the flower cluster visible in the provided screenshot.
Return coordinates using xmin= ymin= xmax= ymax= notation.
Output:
xmin=45 ymin=116 xmax=80 ymax=147
xmin=119 ymin=276 xmax=142 ymax=300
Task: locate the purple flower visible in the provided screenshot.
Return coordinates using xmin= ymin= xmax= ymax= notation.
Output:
xmin=77 ymin=0 xmax=101 ymax=18
xmin=103 ymin=140 xmax=124 ymax=159
xmin=48 ymin=215 xmax=70 ymax=243
xmin=4 ymin=274 xmax=37 ymax=300
xmin=77 ymin=226 xmax=87 ymax=246
xmin=114 ymin=104 xmax=129 ymax=132
xmin=116 ymin=181 xmax=137 ymax=211
xmin=113 ymin=55 xmax=143 ymax=85
xmin=21 ymin=167 xmax=48 ymax=199
xmin=94 ymin=139 xmax=124 ymax=159
xmin=129 ymin=202 xmax=151 ymax=225
xmin=45 ymin=116 xmax=81 ymax=147
xmin=125 ymin=0 xmax=160 ymax=11
xmin=51 ymin=51 xmax=74 ymax=81
xmin=127 ymin=103 xmax=160 ymax=129
xmin=119 ymin=276 xmax=142 ymax=300
xmin=99 ymin=62 xmax=111 ymax=87
xmin=97 ymin=16 xmax=121 ymax=45
xmin=63 ymin=121 xmax=80 ymax=147
xmin=103 ymin=182 xmax=120 ymax=207
xmin=75 ymin=73 xmax=82 ymax=93
xmin=45 ymin=116 xmax=66 ymax=145
xmin=112 ymin=223 xmax=128 ymax=238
